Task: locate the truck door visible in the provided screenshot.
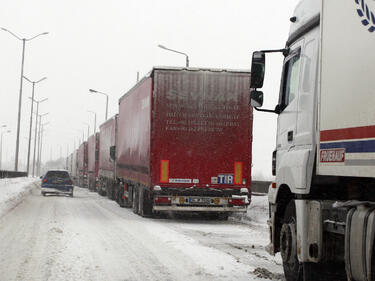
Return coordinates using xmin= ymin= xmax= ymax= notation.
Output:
xmin=276 ymin=40 xmax=303 ymax=154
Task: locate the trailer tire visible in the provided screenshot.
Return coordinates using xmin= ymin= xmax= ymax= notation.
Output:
xmin=139 ymin=189 xmax=153 ymax=217
xmin=107 ymin=183 xmax=115 ymax=200
xmin=115 ymin=184 xmax=126 ymax=208
xmin=125 ymin=186 xmax=134 ymax=208
xmin=98 ymin=187 xmax=105 ymax=196
xmin=281 ymin=200 xmax=303 ymax=281
xmin=132 ymin=187 xmax=139 ymax=214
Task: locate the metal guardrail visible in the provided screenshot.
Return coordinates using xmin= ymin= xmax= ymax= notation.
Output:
xmin=0 ymin=170 xmax=28 ymax=179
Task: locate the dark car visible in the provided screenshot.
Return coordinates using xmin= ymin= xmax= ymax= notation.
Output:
xmin=41 ymin=170 xmax=74 ymax=197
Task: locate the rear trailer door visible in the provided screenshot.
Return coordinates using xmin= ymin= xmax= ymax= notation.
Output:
xmin=151 ymin=69 xmax=252 ymax=191
xmin=318 ymin=0 xmax=375 ymax=177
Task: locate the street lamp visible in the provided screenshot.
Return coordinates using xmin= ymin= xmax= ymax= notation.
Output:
xmin=24 ymin=76 xmax=47 ymax=175
xmin=158 ymin=44 xmax=189 ymax=67
xmin=88 ymin=110 xmax=97 ymax=134
xmin=83 ymin=122 xmax=90 ymax=140
xmin=89 ymin=89 xmax=109 ymax=121
xmin=34 ymin=112 xmax=48 ymax=176
xmin=38 ymin=122 xmax=49 ymax=176
xmin=0 ymin=130 xmax=11 ymax=170
xmin=1 ymin=27 xmax=48 ymax=171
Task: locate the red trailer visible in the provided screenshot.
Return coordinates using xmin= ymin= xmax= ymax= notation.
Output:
xmin=98 ymin=115 xmax=117 ymax=197
xmin=115 ymin=67 xmax=252 ymax=217
xmin=87 ymin=133 xmax=100 ymax=191
xmin=77 ymin=141 xmax=88 ymax=188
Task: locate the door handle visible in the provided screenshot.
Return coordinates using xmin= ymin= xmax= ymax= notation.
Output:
xmin=288 ymin=131 xmax=293 ymax=142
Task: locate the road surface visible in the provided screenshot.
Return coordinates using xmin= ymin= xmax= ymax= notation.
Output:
xmin=0 ymin=184 xmax=283 ymax=281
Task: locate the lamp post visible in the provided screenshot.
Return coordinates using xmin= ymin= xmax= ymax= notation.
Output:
xmin=35 ymin=112 xmax=48 ymax=176
xmin=88 ymin=111 xmax=97 ymax=134
xmin=158 ymin=44 xmax=189 ymax=67
xmin=24 ymin=76 xmax=47 ymax=175
xmin=38 ymin=122 xmax=49 ymax=176
xmin=1 ymin=27 xmax=48 ymax=171
xmin=0 ymin=130 xmax=11 ymax=170
xmin=32 ymin=107 xmax=48 ymax=176
xmin=89 ymin=89 xmax=109 ymax=121
xmin=83 ymin=123 xmax=90 ymax=140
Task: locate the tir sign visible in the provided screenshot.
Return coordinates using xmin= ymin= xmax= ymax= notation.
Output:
xmin=217 ymin=174 xmax=234 ymax=184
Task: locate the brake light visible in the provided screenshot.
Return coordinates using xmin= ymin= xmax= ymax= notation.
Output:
xmin=154 ymin=196 xmax=171 ymax=204
xmin=229 ymin=198 xmax=245 ymax=206
xmin=43 ymin=178 xmax=47 ymax=183
xmin=160 ymin=160 xmax=169 ymax=183
xmin=68 ymin=180 xmax=73 ymax=185
xmin=234 ymin=162 xmax=243 ymax=185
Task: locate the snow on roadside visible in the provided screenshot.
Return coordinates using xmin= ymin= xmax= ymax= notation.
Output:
xmin=0 ymin=177 xmax=38 ymax=217
xmin=230 ymin=193 xmax=269 ymax=226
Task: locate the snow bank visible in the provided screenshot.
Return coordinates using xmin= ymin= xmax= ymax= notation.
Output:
xmin=0 ymin=177 xmax=38 ymax=217
xmin=230 ymin=194 xmax=269 ymax=225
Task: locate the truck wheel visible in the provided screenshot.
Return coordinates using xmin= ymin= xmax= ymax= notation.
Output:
xmin=280 ymin=200 xmax=303 ymax=281
xmin=132 ymin=188 xmax=139 ymax=214
xmin=98 ymin=188 xmax=103 ymax=196
xmin=140 ymin=189 xmax=153 ymax=217
xmin=122 ymin=185 xmax=132 ymax=208
xmin=115 ymin=185 xmax=125 ymax=208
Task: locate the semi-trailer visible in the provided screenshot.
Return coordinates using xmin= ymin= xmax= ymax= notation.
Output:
xmin=249 ymin=0 xmax=375 ymax=280
xmin=87 ymin=133 xmax=99 ymax=191
xmin=97 ymin=115 xmax=117 ymax=197
xmin=113 ymin=67 xmax=253 ymax=218
xmin=77 ymin=141 xmax=88 ymax=188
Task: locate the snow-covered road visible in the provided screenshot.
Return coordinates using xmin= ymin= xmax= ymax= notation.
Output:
xmin=0 ymin=183 xmax=283 ymax=281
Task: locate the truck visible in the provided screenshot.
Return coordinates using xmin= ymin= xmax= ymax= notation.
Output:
xmin=113 ymin=66 xmax=252 ymax=218
xmin=87 ymin=133 xmax=100 ymax=191
xmin=249 ymin=0 xmax=375 ymax=280
xmin=77 ymin=141 xmax=88 ymax=188
xmin=97 ymin=115 xmax=117 ymax=197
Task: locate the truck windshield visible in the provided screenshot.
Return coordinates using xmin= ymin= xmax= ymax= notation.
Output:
xmin=281 ymin=50 xmax=301 ymax=108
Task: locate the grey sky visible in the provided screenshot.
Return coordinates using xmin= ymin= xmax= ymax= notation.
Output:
xmin=0 ymin=0 xmax=299 ymax=178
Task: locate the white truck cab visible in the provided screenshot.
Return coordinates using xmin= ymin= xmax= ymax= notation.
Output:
xmin=250 ymin=0 xmax=375 ymax=280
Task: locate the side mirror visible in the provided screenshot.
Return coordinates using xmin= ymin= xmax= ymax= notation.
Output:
xmin=250 ymin=51 xmax=265 ymax=89
xmin=250 ymin=90 xmax=264 ymax=107
xmin=110 ymin=146 xmax=116 ymax=161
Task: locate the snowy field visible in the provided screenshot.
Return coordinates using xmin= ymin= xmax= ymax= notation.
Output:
xmin=0 ymin=181 xmax=283 ymax=281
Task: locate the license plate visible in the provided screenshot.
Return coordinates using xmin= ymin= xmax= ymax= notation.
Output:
xmin=189 ymin=197 xmax=210 ymax=204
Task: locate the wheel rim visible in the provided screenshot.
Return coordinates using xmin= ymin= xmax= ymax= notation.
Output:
xmin=280 ymin=222 xmax=297 ymax=263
